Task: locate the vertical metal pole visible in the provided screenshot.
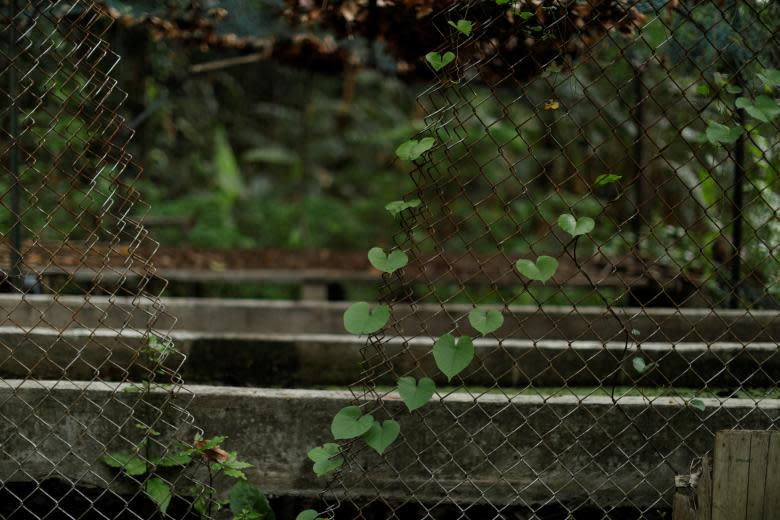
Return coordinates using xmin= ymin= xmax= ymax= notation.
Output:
xmin=729 ymin=97 xmax=745 ymax=309
xmin=9 ymin=0 xmax=23 ymax=286
xmin=631 ymin=63 xmax=645 ymax=251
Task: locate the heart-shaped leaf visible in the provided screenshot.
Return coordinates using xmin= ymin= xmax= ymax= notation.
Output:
xmin=362 ymin=420 xmax=400 ymax=455
xmin=705 ymin=121 xmax=743 ymax=145
xmin=468 ymin=308 xmax=504 ymax=336
xmin=397 ymin=376 xmax=436 ymax=412
xmin=331 ymin=406 xmax=374 ymax=440
xmin=448 ymin=19 xmax=472 ymax=36
xmin=385 ymin=199 xmax=421 ymax=216
xmin=425 ymin=51 xmax=455 ymax=71
xmin=594 ymin=173 xmax=622 ymax=186
xmin=631 ymin=356 xmax=656 ymax=374
xmin=343 ymin=302 xmax=390 ymax=335
xmin=689 ymin=399 xmax=706 ymax=412
xmin=308 ymin=443 xmax=344 ymax=476
xmin=296 ymin=511 xmax=324 ymax=520
xmin=395 ymin=137 xmax=435 ymax=161
xmin=515 ymin=256 xmax=558 ymax=282
xmin=557 ymin=214 xmax=595 ymax=237
xmin=145 ymin=478 xmax=172 ymax=515
xmin=368 ymin=247 xmax=408 ymax=274
xmin=433 ymin=334 xmax=475 ymax=381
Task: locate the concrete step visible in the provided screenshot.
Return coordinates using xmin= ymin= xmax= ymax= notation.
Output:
xmin=2 ymin=380 xmax=778 ymax=508
xmin=1 ymin=295 xmax=777 ymax=342
xmin=1 ymin=328 xmax=778 ymax=388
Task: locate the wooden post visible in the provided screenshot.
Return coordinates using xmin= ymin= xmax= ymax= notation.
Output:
xmin=674 ymin=431 xmax=780 ymax=520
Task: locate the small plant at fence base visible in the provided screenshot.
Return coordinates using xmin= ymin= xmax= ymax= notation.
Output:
xmin=102 ymin=336 xmax=275 ymax=519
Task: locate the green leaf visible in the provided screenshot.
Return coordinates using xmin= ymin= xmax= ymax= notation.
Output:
xmin=145 ymin=478 xmax=172 ymax=515
xmin=448 ymin=19 xmax=472 ymax=36
xmin=594 ymin=174 xmax=622 ymax=186
xmin=705 ymin=121 xmax=742 ymax=145
xmin=468 ymin=308 xmax=504 ymax=336
xmin=154 ymin=451 xmax=193 ymax=467
xmin=425 ymin=51 xmax=455 ymax=72
xmin=557 ymin=214 xmax=595 ymax=237
xmin=495 ymin=0 xmax=511 ymax=4
xmin=343 ymin=302 xmax=390 ymax=335
xmin=758 ymin=68 xmax=780 ymax=88
xmin=632 ymin=357 xmax=649 ymax=374
xmin=515 ymin=256 xmax=558 ymax=282
xmin=518 ymin=11 xmax=534 ymax=20
xmin=696 ymin=84 xmax=710 ymax=97
xmin=395 ymin=137 xmax=435 ymax=161
xmin=296 ymin=511 xmax=324 ymax=520
xmin=397 ymin=376 xmax=436 ymax=412
xmin=229 ymin=480 xmax=275 ymax=520
xmin=736 ymin=95 xmax=780 ymax=123
xmin=212 ymin=451 xmax=253 ymax=480
xmin=213 ymin=126 xmax=244 ymax=202
xmin=331 ymin=406 xmax=375 ymax=440
xmin=368 ymin=247 xmax=408 ymax=274
xmin=385 ymin=199 xmax=421 ymax=216
xmin=307 ymin=443 xmax=344 ymax=476
xmin=362 ymin=420 xmax=400 ymax=455
xmin=433 ymin=334 xmax=475 ymax=381
xmin=101 ymin=452 xmax=147 ymax=476
xmin=689 ymin=399 xmax=706 ymax=412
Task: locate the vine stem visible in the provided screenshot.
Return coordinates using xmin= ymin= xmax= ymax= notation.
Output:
xmin=568 ymin=235 xmax=680 ymax=476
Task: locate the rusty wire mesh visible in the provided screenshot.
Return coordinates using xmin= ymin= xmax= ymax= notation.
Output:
xmin=323 ymin=1 xmax=780 ymax=519
xmin=0 ymin=2 xmax=214 ymax=518
xmin=1 ymin=0 xmax=779 ymax=519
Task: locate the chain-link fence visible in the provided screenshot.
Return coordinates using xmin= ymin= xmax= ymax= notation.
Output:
xmin=320 ymin=0 xmax=780 ymax=519
xmin=2 ymin=0 xmax=780 ymax=519
xmin=0 ymin=2 xmax=218 ymax=518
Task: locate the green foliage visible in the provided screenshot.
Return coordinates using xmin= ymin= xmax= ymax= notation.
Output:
xmin=594 ymin=174 xmax=622 ymax=186
xmin=448 ymin=19 xmax=472 ymax=36
xmin=212 ymin=451 xmax=253 ymax=480
xmin=101 ymin=452 xmax=147 ymax=476
xmin=229 ymin=480 xmax=276 ymax=520
xmin=557 ymin=214 xmax=595 ymax=237
xmin=367 ymin=247 xmax=409 ymax=273
xmin=385 ymin=199 xmax=421 ymax=216
xmin=331 ymin=406 xmax=375 ymax=440
xmin=395 ymin=137 xmax=435 ymax=161
xmin=433 ymin=334 xmax=475 ymax=381
xmin=342 ymin=302 xmax=390 ymax=335
xmin=425 ymin=51 xmax=455 ymax=71
xmin=736 ymin=95 xmax=780 ymax=123
xmin=145 ymin=478 xmax=172 ymax=515
xmin=632 ymin=357 xmax=656 ymax=374
xmin=468 ymin=308 xmax=504 ymax=336
xmin=296 ymin=510 xmax=324 ymax=520
xmin=705 ymin=121 xmax=743 ymax=145
xmin=362 ymin=420 xmax=400 ymax=455
xmin=515 ymin=256 xmax=558 ymax=282
xmin=397 ymin=377 xmax=436 ymax=412
xmin=307 ymin=443 xmax=344 ymax=476
xmin=689 ymin=399 xmax=706 ymax=412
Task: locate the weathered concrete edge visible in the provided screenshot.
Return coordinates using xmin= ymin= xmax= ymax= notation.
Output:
xmin=2 ymin=328 xmax=778 ymax=388
xmin=3 ymin=380 xmax=780 ymax=508
xmin=2 ymin=295 xmax=777 ymax=342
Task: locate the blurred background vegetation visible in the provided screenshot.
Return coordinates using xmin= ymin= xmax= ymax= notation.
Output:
xmin=2 ymin=0 xmax=779 ymax=307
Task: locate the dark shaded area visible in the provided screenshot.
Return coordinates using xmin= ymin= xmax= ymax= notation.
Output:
xmin=0 ymin=480 xmax=671 ymax=520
